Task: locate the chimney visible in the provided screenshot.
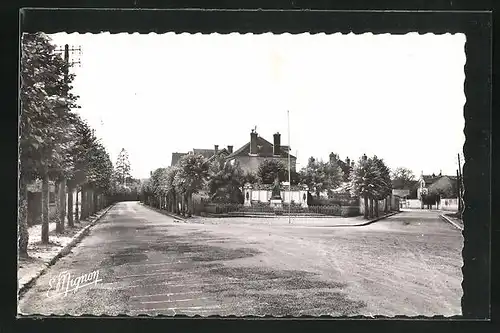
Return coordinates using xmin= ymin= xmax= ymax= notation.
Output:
xmin=250 ymin=129 xmax=258 ymax=154
xmin=227 ymin=145 xmax=233 ymax=154
xmin=351 ymin=161 xmax=355 ymax=168
xmin=362 ymin=154 xmax=367 ymax=161
xmin=439 ymin=170 xmax=442 ymax=176
xmin=214 ymin=145 xmax=219 ymax=154
xmin=346 ymin=156 xmax=351 ymax=165
xmin=273 ymin=132 xmax=281 ymax=155
xmin=329 ymin=152 xmax=336 ymax=164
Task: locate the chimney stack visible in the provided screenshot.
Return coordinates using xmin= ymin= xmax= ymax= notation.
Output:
xmin=227 ymin=145 xmax=233 ymax=154
xmin=346 ymin=156 xmax=351 ymax=165
xmin=273 ymin=132 xmax=281 ymax=155
xmin=250 ymin=129 xmax=258 ymax=155
xmin=351 ymin=161 xmax=355 ymax=168
xmin=362 ymin=154 xmax=367 ymax=161
xmin=329 ymin=152 xmax=336 ymax=164
xmin=214 ymin=145 xmax=219 ymax=154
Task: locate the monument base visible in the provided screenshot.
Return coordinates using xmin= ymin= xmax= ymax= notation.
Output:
xmin=270 ymin=199 xmax=283 ymax=208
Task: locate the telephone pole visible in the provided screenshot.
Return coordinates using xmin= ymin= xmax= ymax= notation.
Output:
xmin=55 ymin=44 xmax=82 ymax=68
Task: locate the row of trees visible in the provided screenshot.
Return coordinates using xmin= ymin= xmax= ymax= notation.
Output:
xmin=141 ymin=152 xmax=348 ymax=216
xmin=19 ymin=33 xmax=128 ymax=257
xmin=349 ymin=155 xmax=392 ymax=219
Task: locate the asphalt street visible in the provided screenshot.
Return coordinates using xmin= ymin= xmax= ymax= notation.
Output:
xmin=18 ymin=202 xmax=463 ymax=317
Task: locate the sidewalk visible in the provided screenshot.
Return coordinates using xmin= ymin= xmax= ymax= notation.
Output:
xmin=17 ymin=204 xmax=115 ymax=298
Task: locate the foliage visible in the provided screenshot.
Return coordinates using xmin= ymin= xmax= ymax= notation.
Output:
xmin=299 ymin=157 xmax=343 ymax=197
xmin=349 ymin=156 xmax=381 ymax=199
xmin=428 ymin=177 xmax=456 ymax=198
xmin=372 ymin=156 xmax=392 ymax=200
xmin=207 ymin=156 xmax=244 ymax=203
xmin=242 ymin=171 xmax=259 ymax=185
xmin=257 ymin=159 xmax=287 ymax=184
xmin=20 ymin=32 xmax=80 ymax=181
xmin=87 ymin=142 xmax=114 ymax=194
xmin=391 ymin=167 xmax=416 ymax=189
xmin=115 ymin=148 xmax=131 ymax=186
xmin=173 ymin=154 xmax=210 ymax=195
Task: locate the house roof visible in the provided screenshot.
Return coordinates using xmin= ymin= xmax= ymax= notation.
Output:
xmin=226 ymin=135 xmax=296 ymax=159
xmin=171 ymin=152 xmax=187 ymax=166
xmin=207 ymin=149 xmax=230 ymax=162
xmin=421 ymin=174 xmax=458 ymax=186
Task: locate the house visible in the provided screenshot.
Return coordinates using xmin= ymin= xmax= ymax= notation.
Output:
xmin=170 ymin=129 xmax=297 ymax=175
xmin=171 ymin=145 xmax=233 ymax=166
xmin=417 ymin=171 xmax=458 ymax=199
xmin=224 ymin=129 xmax=296 ymax=174
xmin=329 ymin=153 xmax=355 ymax=181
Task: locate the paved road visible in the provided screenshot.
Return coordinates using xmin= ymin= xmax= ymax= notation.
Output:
xmin=18 ymin=202 xmax=463 ymax=317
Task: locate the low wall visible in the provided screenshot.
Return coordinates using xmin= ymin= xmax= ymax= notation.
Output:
xmin=403 ymin=198 xmax=458 ymax=211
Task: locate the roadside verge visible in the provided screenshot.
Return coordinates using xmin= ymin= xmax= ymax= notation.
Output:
xmin=439 ymin=214 xmax=464 ymax=231
xmin=317 ymin=211 xmax=400 ymax=227
xmin=17 ymin=203 xmax=115 ymax=299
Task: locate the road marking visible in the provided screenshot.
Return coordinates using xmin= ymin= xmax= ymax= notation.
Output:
xmin=131 ymin=291 xmax=202 ymax=298
xmin=139 ymin=297 xmax=211 ymax=304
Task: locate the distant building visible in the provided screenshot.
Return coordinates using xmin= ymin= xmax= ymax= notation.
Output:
xmin=171 ymin=145 xmax=232 ymax=166
xmin=417 ymin=171 xmax=458 ymax=199
xmin=224 ymin=129 xmax=296 ymax=174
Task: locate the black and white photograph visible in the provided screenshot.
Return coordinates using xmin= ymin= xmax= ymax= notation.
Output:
xmin=18 ymin=29 xmax=471 ymax=317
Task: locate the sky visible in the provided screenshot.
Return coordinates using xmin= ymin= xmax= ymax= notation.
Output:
xmin=47 ymin=32 xmax=466 ymax=180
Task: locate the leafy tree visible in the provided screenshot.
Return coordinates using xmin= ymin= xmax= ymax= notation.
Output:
xmin=115 ymin=148 xmax=131 ymax=186
xmin=173 ymin=154 xmax=210 ymax=217
xmin=299 ymin=157 xmax=342 ymax=197
xmin=349 ymin=155 xmax=380 ymax=219
xmin=257 ymin=159 xmax=287 ymax=184
xmin=242 ymin=171 xmax=259 ymax=185
xmin=428 ymin=176 xmax=455 ymax=199
xmin=66 ymin=117 xmax=98 ymax=224
xmin=150 ymin=167 xmax=169 ymax=209
xmin=391 ymin=167 xmax=416 ymax=189
xmin=86 ymin=142 xmax=114 ymax=213
xmin=207 ymin=155 xmax=244 ymax=203
xmin=164 ymin=167 xmax=180 ymax=213
xmin=19 ymin=32 xmax=79 ymax=250
xmin=372 ymin=156 xmax=393 ymax=215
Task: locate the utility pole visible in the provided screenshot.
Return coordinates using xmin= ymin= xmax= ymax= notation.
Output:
xmin=55 ymin=44 xmax=82 ymax=68
xmin=457 ymin=153 xmax=464 ymax=218
xmin=287 ymin=110 xmax=291 ymax=224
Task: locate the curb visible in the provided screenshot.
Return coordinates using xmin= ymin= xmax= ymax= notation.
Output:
xmin=139 ymin=202 xmax=188 ymax=222
xmin=439 ymin=214 xmax=464 ymax=231
xmin=17 ymin=203 xmax=116 ymax=299
xmin=316 ymin=211 xmax=401 ymax=227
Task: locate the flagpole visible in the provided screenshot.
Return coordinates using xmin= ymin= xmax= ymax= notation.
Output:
xmin=288 ymin=110 xmax=291 ymax=224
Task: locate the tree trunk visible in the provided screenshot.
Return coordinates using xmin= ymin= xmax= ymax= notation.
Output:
xmin=75 ymin=187 xmax=80 ymax=222
xmin=369 ymin=197 xmax=374 ymax=219
xmin=18 ymin=176 xmax=29 ymax=257
xmin=187 ymin=193 xmax=193 ymax=217
xmin=385 ymin=196 xmax=389 ymax=213
xmin=363 ymin=194 xmax=369 ymax=219
xmin=374 ymin=199 xmax=379 ymax=218
xmin=41 ymin=174 xmax=50 ymax=244
xmin=80 ymin=185 xmax=87 ymax=220
xmin=181 ymin=195 xmax=186 ymax=216
xmin=87 ymin=188 xmax=93 ymax=216
xmin=93 ymin=191 xmax=98 ymax=214
xmin=67 ymin=185 xmax=74 ymax=227
xmin=54 ymin=178 xmax=63 ymax=233
xmin=59 ymin=177 xmax=67 ymax=231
